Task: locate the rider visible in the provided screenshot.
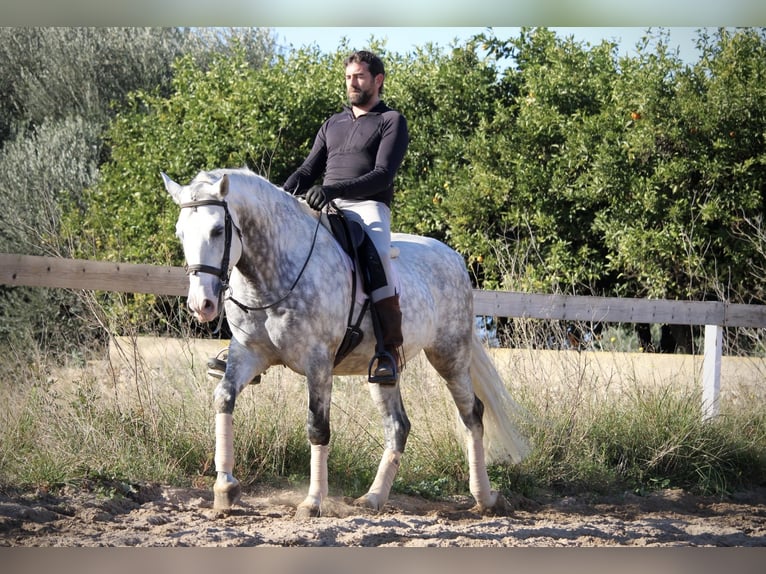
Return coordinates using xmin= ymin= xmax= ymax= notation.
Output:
xmin=283 ymin=50 xmax=409 ymax=383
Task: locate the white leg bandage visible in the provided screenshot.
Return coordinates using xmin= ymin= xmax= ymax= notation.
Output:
xmin=368 ymin=449 xmax=401 ymax=501
xmin=215 ymin=413 xmax=234 ymax=474
xmin=468 ymin=434 xmax=493 ymax=502
xmin=308 ymin=443 xmax=329 ymax=500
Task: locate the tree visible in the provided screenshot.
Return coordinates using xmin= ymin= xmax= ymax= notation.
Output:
xmin=45 ymin=27 xmax=766 ymax=340
xmin=447 ymin=27 xmax=766 ymax=307
xmin=65 ymin=44 xmax=343 ymax=265
xmin=0 ymin=27 xmax=277 ymax=349
xmin=591 ymin=28 xmax=766 ymax=301
xmin=386 ymin=40 xmax=503 ymax=253
xmin=451 ymin=28 xmax=623 ymax=292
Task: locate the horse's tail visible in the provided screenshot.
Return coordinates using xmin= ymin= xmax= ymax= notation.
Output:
xmin=469 ymin=332 xmax=531 ymax=464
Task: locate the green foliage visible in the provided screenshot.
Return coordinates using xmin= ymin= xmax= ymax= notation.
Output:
xmin=458 ymin=27 xmax=766 ymax=301
xmin=0 ymin=117 xmax=102 ymax=350
xmin=0 ymin=28 xmax=184 ymax=141
xmin=0 ymin=27 xmax=278 ymax=347
xmin=0 ymin=116 xmax=100 ymax=256
xmin=0 ymin=27 xmax=276 ymax=146
xmin=66 ymin=44 xmax=343 ymax=266
xmin=388 ymin=41 xmax=501 ymax=244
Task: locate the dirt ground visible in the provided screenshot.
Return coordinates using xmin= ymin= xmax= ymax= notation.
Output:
xmin=2 ymin=482 xmax=765 ymax=547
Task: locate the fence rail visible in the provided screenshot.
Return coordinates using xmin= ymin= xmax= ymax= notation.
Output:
xmin=3 ymin=253 xmax=765 ymax=419
xmin=472 ymin=290 xmax=766 ymax=328
xmin=0 ymin=253 xmax=187 ymax=296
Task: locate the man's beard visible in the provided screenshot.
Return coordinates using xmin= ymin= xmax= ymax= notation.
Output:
xmin=348 ymin=88 xmax=372 ymax=106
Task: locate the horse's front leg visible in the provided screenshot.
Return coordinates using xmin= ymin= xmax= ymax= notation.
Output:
xmin=355 ymin=383 xmax=411 ymax=511
xmin=295 ymin=365 xmax=334 ymax=519
xmin=212 ymin=341 xmax=262 ymax=511
xmin=213 ymin=411 xmax=240 ymax=511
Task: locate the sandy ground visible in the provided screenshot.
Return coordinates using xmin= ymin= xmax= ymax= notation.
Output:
xmin=2 ymin=482 xmax=765 ymax=547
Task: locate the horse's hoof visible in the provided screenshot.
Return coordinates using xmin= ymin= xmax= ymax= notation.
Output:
xmin=294 ymin=493 xmax=323 ymax=519
xmin=473 ymin=492 xmax=511 ymax=516
xmin=294 ymin=503 xmax=321 ymax=519
xmin=353 ymin=493 xmax=383 ymax=512
xmin=213 ymin=477 xmax=241 ymax=510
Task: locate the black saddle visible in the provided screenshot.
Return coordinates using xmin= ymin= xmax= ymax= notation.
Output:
xmin=326 ymin=209 xmax=366 ymax=256
xmin=324 ymin=208 xmax=389 ymax=296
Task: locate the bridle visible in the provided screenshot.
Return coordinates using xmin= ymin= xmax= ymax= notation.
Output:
xmin=179 ymin=196 xmax=322 ymax=319
xmin=179 ymin=198 xmax=241 ymax=289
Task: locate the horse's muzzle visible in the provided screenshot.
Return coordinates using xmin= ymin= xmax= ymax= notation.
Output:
xmin=187 ymin=276 xmax=221 ymax=322
xmin=189 ymin=297 xmax=219 ymax=323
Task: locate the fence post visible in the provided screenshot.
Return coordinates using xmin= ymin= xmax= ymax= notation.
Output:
xmin=702 ymin=324 xmax=723 ymax=420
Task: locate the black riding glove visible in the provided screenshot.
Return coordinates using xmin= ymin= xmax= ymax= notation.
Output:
xmin=305 ymin=185 xmax=339 ymax=210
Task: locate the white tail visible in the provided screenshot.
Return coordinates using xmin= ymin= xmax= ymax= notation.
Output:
xmin=469 ymin=332 xmax=531 ymax=464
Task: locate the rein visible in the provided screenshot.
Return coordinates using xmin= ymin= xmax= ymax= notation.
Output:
xmin=226 ymin=209 xmax=322 ymax=312
xmin=180 ymin=196 xmax=322 ymax=316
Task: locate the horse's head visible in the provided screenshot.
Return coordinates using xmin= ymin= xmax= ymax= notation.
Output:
xmin=162 ymin=171 xmax=243 ymax=323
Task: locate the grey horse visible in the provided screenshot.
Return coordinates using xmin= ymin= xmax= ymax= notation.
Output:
xmin=162 ymin=167 xmax=529 ymax=518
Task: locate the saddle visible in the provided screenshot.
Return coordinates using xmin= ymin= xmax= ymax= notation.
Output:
xmin=322 ymin=208 xmax=391 ymax=371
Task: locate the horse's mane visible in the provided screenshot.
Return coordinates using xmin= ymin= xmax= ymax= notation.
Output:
xmin=190 ymin=166 xmax=316 ymax=225
xmin=191 ymin=166 xmax=265 ymax=187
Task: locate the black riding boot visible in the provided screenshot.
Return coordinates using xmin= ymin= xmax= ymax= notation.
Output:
xmin=206 ymin=348 xmax=261 ymax=385
xmin=370 ymin=294 xmax=404 ymax=384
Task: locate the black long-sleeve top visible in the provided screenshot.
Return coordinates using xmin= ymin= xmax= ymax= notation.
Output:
xmin=283 ymin=101 xmax=409 ymax=207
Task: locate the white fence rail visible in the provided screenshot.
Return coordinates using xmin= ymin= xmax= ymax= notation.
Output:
xmin=3 ymin=253 xmax=765 ymax=419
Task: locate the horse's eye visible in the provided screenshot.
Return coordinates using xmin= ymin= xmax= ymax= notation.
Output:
xmin=211 ymin=226 xmax=224 ymax=238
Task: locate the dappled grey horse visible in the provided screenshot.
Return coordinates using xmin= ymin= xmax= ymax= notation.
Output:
xmin=163 ymin=167 xmax=529 ymax=517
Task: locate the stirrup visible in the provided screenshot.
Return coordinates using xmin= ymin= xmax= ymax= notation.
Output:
xmin=368 ymin=350 xmax=398 ymax=385
xmin=206 ymin=348 xmax=261 ymax=385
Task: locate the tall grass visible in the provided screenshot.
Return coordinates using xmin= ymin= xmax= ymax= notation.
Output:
xmin=1 ymin=334 xmax=765 ymax=500
xmin=512 ymin=383 xmax=766 ymax=497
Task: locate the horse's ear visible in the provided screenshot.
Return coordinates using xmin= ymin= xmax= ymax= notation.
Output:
xmin=219 ymin=174 xmax=230 ymax=198
xmin=161 ymin=172 xmax=183 ymax=205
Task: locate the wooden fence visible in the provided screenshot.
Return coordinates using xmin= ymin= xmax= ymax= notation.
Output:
xmin=3 ymin=253 xmax=766 ymax=419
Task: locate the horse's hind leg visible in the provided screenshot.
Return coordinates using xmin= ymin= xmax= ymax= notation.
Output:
xmin=354 ymin=384 xmax=410 ymax=511
xmin=425 ymin=347 xmax=499 ymax=512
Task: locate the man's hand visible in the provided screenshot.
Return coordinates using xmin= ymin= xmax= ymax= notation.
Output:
xmin=305 ymin=185 xmax=338 ymax=210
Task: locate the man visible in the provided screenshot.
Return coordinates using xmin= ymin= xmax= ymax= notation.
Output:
xmin=284 ymin=50 xmax=409 ymax=383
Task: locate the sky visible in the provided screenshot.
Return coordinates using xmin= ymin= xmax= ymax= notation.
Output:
xmin=5 ymin=0 xmax=765 ymax=27
xmin=272 ymin=27 xmax=708 ymax=65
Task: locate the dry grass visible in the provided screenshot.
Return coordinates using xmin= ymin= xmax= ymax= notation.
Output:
xmin=1 ymin=335 xmax=764 ymax=498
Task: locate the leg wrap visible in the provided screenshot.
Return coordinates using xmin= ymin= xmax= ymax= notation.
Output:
xmin=215 ymin=413 xmax=234 ymax=474
xmin=468 ymin=434 xmax=493 ymax=503
xmin=368 ymin=448 xmax=401 ymax=500
xmin=308 ymin=443 xmax=329 ymax=500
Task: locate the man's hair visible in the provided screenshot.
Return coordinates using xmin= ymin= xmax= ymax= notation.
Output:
xmin=344 ymin=50 xmax=385 ymax=94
